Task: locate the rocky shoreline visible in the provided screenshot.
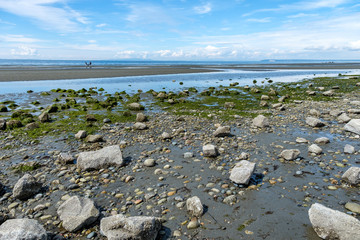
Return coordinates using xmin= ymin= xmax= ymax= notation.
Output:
xmin=0 ymin=74 xmax=360 ymax=239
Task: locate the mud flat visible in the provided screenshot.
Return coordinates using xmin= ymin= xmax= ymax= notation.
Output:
xmin=0 ymin=73 xmax=359 ymax=239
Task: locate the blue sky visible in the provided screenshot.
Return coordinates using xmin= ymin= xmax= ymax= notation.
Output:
xmin=0 ymin=0 xmax=359 ymax=60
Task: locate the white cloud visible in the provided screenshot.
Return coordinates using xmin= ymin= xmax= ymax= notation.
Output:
xmin=125 ymin=4 xmax=174 ymax=25
xmin=246 ymin=17 xmax=271 ymax=23
xmin=287 ymin=13 xmax=319 ymax=18
xmin=0 ymin=34 xmax=41 ymax=43
xmin=349 ymin=40 xmax=360 ymax=50
xmin=96 ymin=23 xmax=107 ymax=28
xmin=193 ymin=2 xmax=212 ymax=14
xmin=0 ymin=0 xmax=88 ymax=32
xmin=11 ymin=45 xmax=39 ymax=56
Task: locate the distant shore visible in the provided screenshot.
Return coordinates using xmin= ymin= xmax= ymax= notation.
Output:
xmin=1 ymin=63 xmax=360 ymax=82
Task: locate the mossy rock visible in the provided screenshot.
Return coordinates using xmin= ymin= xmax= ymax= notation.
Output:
xmin=11 ymin=110 xmax=33 ymax=120
xmin=7 ymin=120 xmax=23 ymax=129
xmin=0 ymin=105 xmax=8 ymax=112
xmin=11 ymin=161 xmax=42 ymax=173
xmin=127 ymin=103 xmax=145 ymax=111
xmin=45 ymin=104 xmax=59 ymax=113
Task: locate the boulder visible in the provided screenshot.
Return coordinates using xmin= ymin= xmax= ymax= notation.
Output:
xmin=202 ymin=144 xmax=218 ymax=157
xmin=57 ymin=196 xmax=99 ymax=232
xmin=75 ymin=130 xmax=87 ymax=139
xmin=341 ymin=167 xmax=360 ymax=185
xmin=229 ymin=160 xmax=256 ymax=185
xmin=12 ymin=174 xmax=42 ymax=200
xmin=252 ymin=115 xmax=269 ymax=128
xmin=186 ymin=196 xmax=203 ymax=217
xmin=77 ymin=145 xmax=124 ymax=171
xmin=0 ymin=218 xmax=47 ymax=240
xmin=308 ymin=144 xmax=322 ymax=155
xmin=314 ymin=137 xmax=330 ymax=145
xmin=38 ymin=111 xmax=50 ymax=123
xmin=213 ymin=126 xmax=231 ymax=137
xmin=344 ymin=144 xmax=355 ymax=154
xmin=128 ymin=103 xmax=144 ymax=111
xmin=100 ymin=214 xmax=161 ymax=240
xmin=344 ymin=119 xmax=360 ymax=135
xmin=133 ymin=122 xmax=147 ymax=130
xmin=309 ymin=203 xmax=360 ymax=240
xmin=85 ymin=134 xmax=104 ymax=143
xmin=280 ymin=149 xmax=300 ymax=161
xmin=306 ymin=117 xmax=325 ymax=127
xmin=136 ymin=113 xmax=147 ymax=122
xmin=0 ymin=119 xmax=6 ymax=130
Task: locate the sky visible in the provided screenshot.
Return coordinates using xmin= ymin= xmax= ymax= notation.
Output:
xmin=0 ymin=0 xmax=359 ymax=60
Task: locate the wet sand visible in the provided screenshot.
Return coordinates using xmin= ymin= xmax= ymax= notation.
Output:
xmin=1 ymin=63 xmax=360 ymax=82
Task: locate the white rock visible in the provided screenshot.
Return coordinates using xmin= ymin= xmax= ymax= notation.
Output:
xmin=306 ymin=117 xmax=325 ymax=127
xmin=344 ymin=119 xmax=360 ymax=135
xmin=308 ymin=144 xmax=322 ymax=155
xmin=186 ymin=196 xmax=203 ymax=217
xmin=296 ymin=137 xmax=309 ymax=144
xmin=342 ymin=167 xmax=360 ymax=185
xmin=77 ymin=145 xmax=124 ymax=171
xmin=344 ymin=144 xmax=355 ymax=154
xmin=229 ymin=160 xmax=256 ymax=185
xmin=12 ymin=174 xmax=42 ymax=200
xmin=337 ymin=113 xmax=351 ymax=123
xmin=75 ymin=130 xmax=87 ymax=139
xmin=144 ymin=159 xmax=156 ymax=167
xmin=280 ymin=149 xmax=300 ymax=161
xmin=252 ymin=115 xmax=269 ymax=128
xmin=161 ymin=132 xmax=172 ymax=140
xmin=202 ymin=144 xmax=218 ymax=157
xmin=133 ymin=122 xmax=147 ymax=130
xmin=314 ymin=137 xmax=330 ymax=145
xmin=309 ymin=203 xmax=360 ymax=240
xmin=309 ymin=109 xmax=321 ymax=117
xmin=213 ymin=126 xmax=231 ymax=137
xmin=0 ymin=218 xmax=47 ymax=240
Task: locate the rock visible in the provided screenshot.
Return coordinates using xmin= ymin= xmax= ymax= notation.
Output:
xmin=12 ymin=174 xmax=42 ymax=200
xmin=144 ymin=159 xmax=156 ymax=167
xmin=202 ymin=144 xmax=218 ymax=157
xmin=183 ymin=152 xmax=194 ymax=158
xmin=296 ymin=137 xmax=309 ymax=144
xmin=329 ymin=109 xmax=343 ymax=117
xmin=128 ymin=103 xmax=144 ymax=111
xmin=229 ymin=160 xmax=256 ymax=185
xmin=344 ymin=144 xmax=355 ymax=154
xmin=308 ymin=144 xmax=322 ymax=155
xmin=85 ymin=134 xmax=103 ymax=143
xmin=57 ymin=196 xmax=99 ymax=232
xmin=224 ymin=102 xmax=235 ymax=109
xmin=7 ymin=120 xmax=22 ymax=129
xmin=344 ymin=119 xmax=360 ymax=134
xmin=86 ymin=114 xmax=97 ymax=122
xmin=347 ymin=109 xmax=360 ymax=114
xmin=75 ymin=130 xmax=87 ymax=139
xmin=322 ymin=90 xmax=334 ymax=96
xmin=309 ymin=203 xmax=360 ymax=240
xmin=337 ymin=113 xmax=351 ymax=123
xmin=239 ymin=152 xmax=250 ymax=160
xmin=0 ymin=218 xmax=47 ymax=240
xmin=341 ymin=167 xmax=360 ymax=185
xmin=58 ymin=152 xmax=74 ymax=164
xmin=213 ymin=126 xmax=231 ymax=137
xmin=261 ymin=95 xmax=270 ymax=100
xmin=0 ymin=119 xmax=5 ymax=130
xmin=133 ymin=122 xmax=147 ymax=130
xmin=100 ymin=214 xmax=161 ymax=240
xmin=306 ymin=117 xmax=325 ymax=127
xmin=223 ymin=195 xmax=237 ymax=205
xmin=345 ymin=202 xmax=360 ymax=214
xmin=77 ymin=145 xmax=124 ymax=171
xmin=25 ymin=122 xmax=39 ymax=130
xmin=186 ymin=196 xmax=203 ymax=217
xmin=252 ymin=115 xmax=269 ymax=128
xmin=136 ymin=113 xmax=147 ymax=122
xmin=187 ymin=217 xmax=200 ymax=229
xmin=38 ymin=111 xmax=50 ymax=123
xmin=161 ymin=132 xmax=172 ymax=140
xmin=280 ymin=149 xmax=300 ymax=161
xmin=314 ymin=137 xmax=330 ymax=144
xmin=103 ymin=118 xmax=111 ymax=123
xmin=309 ymin=109 xmax=321 ymax=117
xmin=0 ymin=105 xmax=8 ymax=112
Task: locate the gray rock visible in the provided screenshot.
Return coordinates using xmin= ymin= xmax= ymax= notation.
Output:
xmin=77 ymin=145 xmax=124 ymax=171
xmin=38 ymin=111 xmax=50 ymax=123
xmin=239 ymin=152 xmax=250 ymax=160
xmin=58 ymin=152 xmax=74 ymax=164
xmin=309 ymin=109 xmax=321 ymax=117
xmin=100 ymin=214 xmax=161 ymax=240
xmin=57 ymin=196 xmax=99 ymax=232
xmin=309 ymin=203 xmax=360 ymax=240
xmin=136 ymin=113 xmax=147 ymax=122
xmin=306 ymin=117 xmax=325 ymax=127
xmin=161 ymin=132 xmax=172 ymax=140
xmin=12 ymin=174 xmax=42 ymax=200
xmin=296 ymin=137 xmax=309 ymax=144
xmin=133 ymin=122 xmax=147 ymax=130
xmin=329 ymin=109 xmax=343 ymax=117
xmin=337 ymin=113 xmax=351 ymax=123
xmin=252 ymin=115 xmax=269 ymax=128
xmin=308 ymin=144 xmax=322 ymax=155
xmin=229 ymin=160 xmax=256 ymax=185
xmin=0 ymin=119 xmax=5 ymax=130
xmin=344 ymin=119 xmax=360 ymax=135
xmin=314 ymin=137 xmax=330 ymax=145
xmin=128 ymin=103 xmax=144 ymax=111
xmin=223 ymin=195 xmax=237 ymax=205
xmin=144 ymin=159 xmax=156 ymax=167
xmin=344 ymin=144 xmax=355 ymax=154
xmin=347 ymin=109 xmax=360 ymax=114
xmin=186 ymin=196 xmax=203 ymax=217
xmin=341 ymin=167 xmax=360 ymax=185
xmin=280 ymin=149 xmax=300 ymax=161
xmin=0 ymin=218 xmax=47 ymax=240
xmin=75 ymin=130 xmax=87 ymax=139
xmin=202 ymin=144 xmax=218 ymax=157
xmin=322 ymin=90 xmax=334 ymax=96
xmin=213 ymin=126 xmax=231 ymax=137
xmin=345 ymin=202 xmax=360 ymax=214
xmin=183 ymin=152 xmax=194 ymax=158
xmin=85 ymin=134 xmax=104 ymax=143
xmin=25 ymin=122 xmax=39 ymax=130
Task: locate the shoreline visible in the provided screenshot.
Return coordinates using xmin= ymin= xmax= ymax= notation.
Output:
xmin=1 ymin=63 xmax=360 ymax=82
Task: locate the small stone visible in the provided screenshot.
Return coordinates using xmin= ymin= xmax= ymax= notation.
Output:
xmin=252 ymin=115 xmax=269 ymax=128
xmin=187 ymin=217 xmax=200 ymax=229
xmin=186 ymin=196 xmax=203 ymax=217
xmin=314 ymin=137 xmax=330 ymax=145
xmin=161 ymin=132 xmax=172 ymax=140
xmin=344 ymin=144 xmax=355 ymax=154
xmin=213 ymin=126 xmax=231 ymax=137
xmin=75 ymin=130 xmax=87 ymax=139
xmin=202 ymin=144 xmax=218 ymax=157
xmin=136 ymin=113 xmax=147 ymax=122
xmin=280 ymin=149 xmax=300 ymax=161
xmin=133 ymin=122 xmax=147 ymax=130
xmin=229 ymin=160 xmax=256 ymax=185
xmin=183 ymin=152 xmax=194 ymax=158
xmin=306 ymin=117 xmax=325 ymax=127
xmin=345 ymin=202 xmax=360 ymax=214
xmin=85 ymin=134 xmax=103 ymax=143
xmin=144 ymin=159 xmax=156 ymax=167
xmin=308 ymin=144 xmax=322 ymax=155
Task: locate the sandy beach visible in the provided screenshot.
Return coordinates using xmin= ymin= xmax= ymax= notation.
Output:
xmin=1 ymin=63 xmax=360 ymax=82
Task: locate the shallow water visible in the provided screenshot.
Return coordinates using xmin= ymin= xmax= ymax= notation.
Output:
xmin=1 ymin=69 xmax=359 ymax=95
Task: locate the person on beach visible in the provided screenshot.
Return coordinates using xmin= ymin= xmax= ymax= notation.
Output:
xmin=85 ymin=61 xmax=92 ymax=69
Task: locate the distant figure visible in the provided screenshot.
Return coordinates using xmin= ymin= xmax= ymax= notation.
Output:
xmin=85 ymin=61 xmax=92 ymax=69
